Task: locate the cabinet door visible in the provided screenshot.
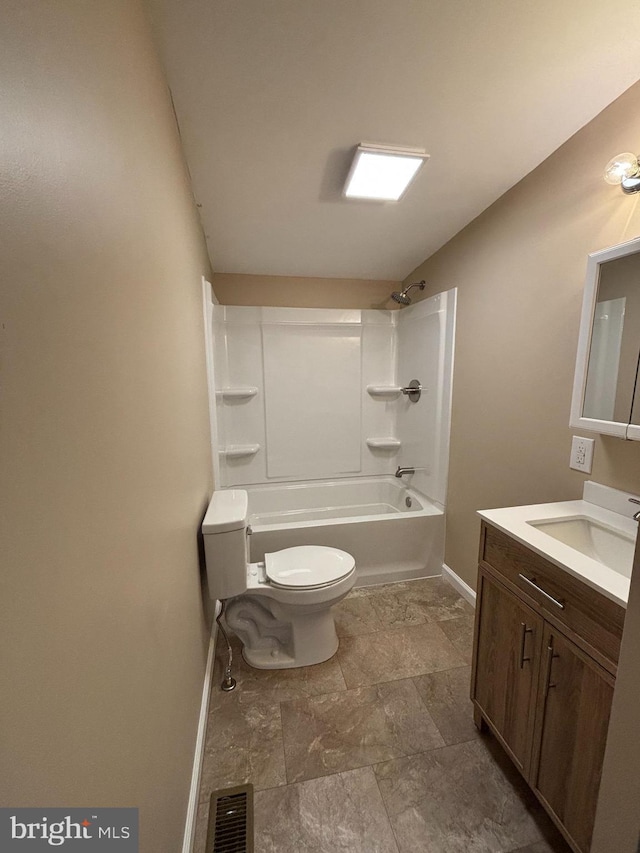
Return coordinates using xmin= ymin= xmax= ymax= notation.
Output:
xmin=472 ymin=569 xmax=543 ymax=775
xmin=531 ymin=625 xmax=615 ymax=853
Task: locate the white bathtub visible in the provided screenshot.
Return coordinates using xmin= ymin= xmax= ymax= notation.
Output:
xmin=244 ymin=477 xmax=444 ymax=587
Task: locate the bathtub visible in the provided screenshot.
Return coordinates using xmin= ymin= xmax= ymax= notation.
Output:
xmin=243 ymin=476 xmax=444 ymax=587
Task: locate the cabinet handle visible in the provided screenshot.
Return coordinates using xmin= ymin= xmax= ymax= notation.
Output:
xmin=518 ymin=574 xmax=565 ymax=610
xmin=519 ymin=622 xmax=533 ymax=668
xmin=544 ymin=641 xmax=559 ymax=699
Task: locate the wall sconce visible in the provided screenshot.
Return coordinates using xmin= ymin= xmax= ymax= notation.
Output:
xmin=603 ymin=153 xmax=640 ymax=194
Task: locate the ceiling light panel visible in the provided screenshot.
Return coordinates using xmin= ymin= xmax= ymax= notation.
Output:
xmin=344 ymin=144 xmax=429 ymax=201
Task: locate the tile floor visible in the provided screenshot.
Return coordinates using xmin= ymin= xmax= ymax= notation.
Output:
xmin=194 ymin=577 xmax=571 ymax=853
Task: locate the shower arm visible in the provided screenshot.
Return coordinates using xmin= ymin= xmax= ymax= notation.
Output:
xmin=391 ymin=280 xmax=426 ymax=305
xmin=402 ymin=282 xmax=425 ymax=297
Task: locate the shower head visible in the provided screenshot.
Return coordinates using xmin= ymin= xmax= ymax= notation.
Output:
xmin=390 ymin=280 xmax=425 ymax=306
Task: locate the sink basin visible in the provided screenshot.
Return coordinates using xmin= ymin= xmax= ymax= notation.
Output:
xmin=527 ymin=516 xmax=635 ymax=578
xmin=478 ymin=483 xmax=639 ymax=607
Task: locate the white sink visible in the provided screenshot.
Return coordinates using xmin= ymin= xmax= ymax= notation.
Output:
xmin=527 ymin=516 xmax=635 ymax=578
xmin=478 ymin=482 xmax=639 ymax=607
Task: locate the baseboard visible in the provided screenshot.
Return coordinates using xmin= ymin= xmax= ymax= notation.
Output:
xmin=181 ymin=602 xmax=220 ymax=853
xmin=442 ymin=563 xmax=476 ymax=607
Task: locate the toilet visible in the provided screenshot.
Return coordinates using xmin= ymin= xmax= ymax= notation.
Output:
xmin=202 ymin=489 xmax=356 ymax=669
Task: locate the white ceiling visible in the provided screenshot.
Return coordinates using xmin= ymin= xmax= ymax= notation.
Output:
xmin=147 ymin=0 xmax=639 ymax=280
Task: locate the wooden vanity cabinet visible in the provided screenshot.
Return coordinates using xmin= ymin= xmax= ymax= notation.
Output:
xmin=471 ymin=522 xmax=625 ymax=853
xmin=531 ymin=625 xmax=615 ymax=853
xmin=473 ymin=570 xmax=543 ymax=775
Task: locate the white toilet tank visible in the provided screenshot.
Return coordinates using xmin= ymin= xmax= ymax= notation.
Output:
xmin=202 ymin=490 xmax=250 ymax=600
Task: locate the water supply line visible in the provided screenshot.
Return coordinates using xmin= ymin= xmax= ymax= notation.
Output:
xmin=216 ymin=600 xmax=237 ymax=692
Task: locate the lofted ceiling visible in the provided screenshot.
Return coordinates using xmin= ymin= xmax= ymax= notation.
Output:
xmin=147 ymin=0 xmax=639 ymax=280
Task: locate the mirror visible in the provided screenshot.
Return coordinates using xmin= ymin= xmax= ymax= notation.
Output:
xmin=570 ymin=237 xmax=640 ymax=439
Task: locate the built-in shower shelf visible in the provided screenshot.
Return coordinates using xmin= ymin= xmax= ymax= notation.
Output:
xmin=221 ymin=444 xmax=260 ymax=459
xmin=366 ymin=385 xmax=402 ymax=398
xmin=366 ymin=437 xmax=401 ymax=450
xmin=217 ymin=387 xmax=259 ymax=400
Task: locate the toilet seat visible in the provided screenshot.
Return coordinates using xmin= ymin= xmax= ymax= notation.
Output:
xmin=265 ymin=545 xmax=355 ymax=590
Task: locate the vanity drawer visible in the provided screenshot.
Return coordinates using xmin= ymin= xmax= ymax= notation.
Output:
xmin=480 ymin=522 xmax=625 ymax=669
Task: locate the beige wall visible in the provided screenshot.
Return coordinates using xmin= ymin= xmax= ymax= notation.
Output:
xmin=404 ymin=81 xmax=640 ymax=589
xmin=1 ymin=3 xmax=213 ymax=851
xmin=212 ymin=273 xmax=402 ymax=310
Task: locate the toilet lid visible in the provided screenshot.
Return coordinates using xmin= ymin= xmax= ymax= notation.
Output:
xmin=265 ymin=546 xmax=355 ymax=589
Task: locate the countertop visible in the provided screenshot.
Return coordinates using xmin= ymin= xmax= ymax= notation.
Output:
xmin=478 ymin=499 xmax=636 ymax=608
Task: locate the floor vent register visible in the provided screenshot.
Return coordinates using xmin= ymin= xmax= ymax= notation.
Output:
xmin=206 ymin=784 xmax=254 ymax=853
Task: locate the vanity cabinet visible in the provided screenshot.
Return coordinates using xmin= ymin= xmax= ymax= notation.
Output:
xmin=531 ymin=626 xmax=615 ymax=853
xmin=473 ymin=571 xmax=543 ymax=775
xmin=472 ymin=522 xmax=625 ymax=853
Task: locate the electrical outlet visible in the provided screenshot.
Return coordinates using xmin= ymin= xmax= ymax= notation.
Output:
xmin=570 ymin=435 xmax=595 ymax=473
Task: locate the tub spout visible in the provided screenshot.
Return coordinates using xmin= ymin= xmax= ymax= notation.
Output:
xmin=395 ymin=466 xmax=415 ymax=478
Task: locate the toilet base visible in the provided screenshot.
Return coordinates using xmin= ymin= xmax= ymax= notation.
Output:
xmin=242 ymin=631 xmax=339 ymax=670
xmin=224 ymin=588 xmax=348 ymax=670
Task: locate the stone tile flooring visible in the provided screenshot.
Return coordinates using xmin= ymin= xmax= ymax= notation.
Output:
xmin=194 ymin=577 xmax=571 ymax=853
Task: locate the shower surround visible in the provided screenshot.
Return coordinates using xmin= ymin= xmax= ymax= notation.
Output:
xmin=206 ymin=290 xmax=456 ymax=585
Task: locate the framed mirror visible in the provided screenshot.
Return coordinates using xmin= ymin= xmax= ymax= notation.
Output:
xmin=570 ymin=236 xmax=640 ymax=439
